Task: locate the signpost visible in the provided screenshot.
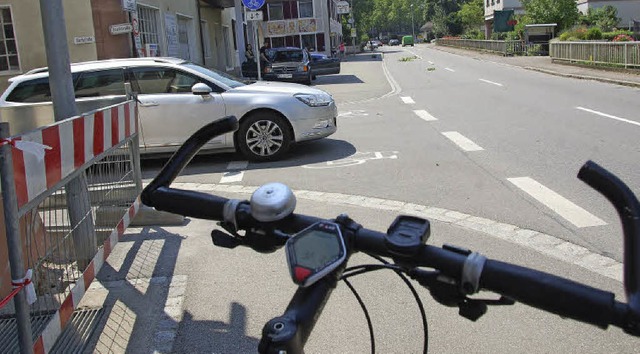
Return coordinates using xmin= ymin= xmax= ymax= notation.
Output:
xmin=242 ymin=0 xmax=265 ymax=80
xmin=122 ymin=0 xmax=136 ymax=12
xmin=109 ymin=23 xmax=133 ymax=35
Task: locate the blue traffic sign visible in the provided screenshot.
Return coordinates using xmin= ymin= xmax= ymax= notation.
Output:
xmin=242 ymin=0 xmax=265 ymax=11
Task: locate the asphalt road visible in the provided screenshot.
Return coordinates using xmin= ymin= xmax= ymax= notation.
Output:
xmin=133 ymin=46 xmax=640 ymax=353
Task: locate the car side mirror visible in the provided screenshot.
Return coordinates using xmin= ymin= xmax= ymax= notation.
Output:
xmin=192 ymin=83 xmax=212 ymax=96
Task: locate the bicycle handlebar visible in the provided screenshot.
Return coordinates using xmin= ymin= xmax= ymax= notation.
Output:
xmin=142 ymin=117 xmax=640 ymax=353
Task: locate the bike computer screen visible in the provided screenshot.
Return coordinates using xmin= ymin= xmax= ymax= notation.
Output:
xmin=286 ymin=221 xmax=347 ymax=287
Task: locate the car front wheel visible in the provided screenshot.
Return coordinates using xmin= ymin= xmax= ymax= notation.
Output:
xmin=237 ymin=112 xmax=292 ymax=162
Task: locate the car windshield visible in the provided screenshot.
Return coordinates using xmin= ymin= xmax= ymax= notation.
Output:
xmin=268 ymin=49 xmax=304 ymax=63
xmin=181 ymin=63 xmax=246 ymax=88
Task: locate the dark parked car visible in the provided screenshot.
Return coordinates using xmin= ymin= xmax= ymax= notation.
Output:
xmin=242 ymin=47 xmax=312 ymax=85
xmin=310 ymin=53 xmax=340 ymax=78
xmin=388 ymin=39 xmax=400 ymax=46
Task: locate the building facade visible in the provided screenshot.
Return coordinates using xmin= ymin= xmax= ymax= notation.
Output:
xmin=576 ymin=0 xmax=640 ymax=28
xmin=483 ymin=0 xmax=524 ymax=38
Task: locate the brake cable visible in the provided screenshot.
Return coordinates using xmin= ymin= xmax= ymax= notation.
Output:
xmin=341 ymin=255 xmax=429 ymax=354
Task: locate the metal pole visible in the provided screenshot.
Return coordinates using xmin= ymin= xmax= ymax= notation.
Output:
xmin=0 ymin=123 xmax=34 ymax=354
xmin=411 ymin=4 xmax=415 ymax=40
xmin=39 ymin=0 xmax=97 ymax=269
xmin=256 ymin=22 xmax=262 ymax=81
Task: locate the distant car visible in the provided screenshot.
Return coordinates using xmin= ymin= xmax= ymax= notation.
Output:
xmin=310 ymin=53 xmax=340 ymax=78
xmin=372 ymin=40 xmax=383 ymax=47
xmin=401 ymin=36 xmax=414 ymax=47
xmin=389 ymin=39 xmax=400 ymax=46
xmin=0 ymin=57 xmax=337 ymax=162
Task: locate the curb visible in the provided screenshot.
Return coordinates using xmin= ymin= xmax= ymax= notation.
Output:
xmin=522 ymin=66 xmax=640 ymax=88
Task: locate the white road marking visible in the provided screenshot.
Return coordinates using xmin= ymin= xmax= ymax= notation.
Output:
xmin=445 ymin=68 xmax=455 ymax=72
xmin=401 ymin=96 xmax=415 ymax=104
xmin=338 ymin=110 xmax=369 ymax=118
xmin=508 ymin=177 xmax=607 ymax=228
xmin=441 ymin=131 xmax=484 ymax=151
xmin=220 ymin=161 xmax=248 ymax=183
xmin=413 ymin=110 xmax=438 ymax=122
xmin=576 ymin=107 xmax=640 ymax=127
xmin=479 ymin=79 xmax=504 ymax=87
xmin=428 ymin=61 xmax=434 ymax=65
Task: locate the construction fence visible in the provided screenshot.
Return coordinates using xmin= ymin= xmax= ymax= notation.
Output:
xmin=0 ymin=100 xmax=142 ymax=353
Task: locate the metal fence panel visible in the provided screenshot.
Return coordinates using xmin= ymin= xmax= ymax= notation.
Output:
xmin=0 ymin=100 xmax=142 ymax=353
xmin=550 ymin=41 xmax=640 ymax=68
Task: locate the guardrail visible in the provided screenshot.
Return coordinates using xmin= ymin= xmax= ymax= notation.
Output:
xmin=550 ymin=41 xmax=640 ymax=68
xmin=0 ymin=100 xmax=142 ymax=353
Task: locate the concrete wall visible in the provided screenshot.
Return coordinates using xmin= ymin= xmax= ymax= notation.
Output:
xmin=0 ymin=0 xmax=96 ymax=92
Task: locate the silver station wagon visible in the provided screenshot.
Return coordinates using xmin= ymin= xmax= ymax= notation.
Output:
xmin=0 ymin=57 xmax=338 ymax=161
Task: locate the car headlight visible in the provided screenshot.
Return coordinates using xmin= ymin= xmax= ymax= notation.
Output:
xmin=295 ymin=93 xmax=333 ymax=107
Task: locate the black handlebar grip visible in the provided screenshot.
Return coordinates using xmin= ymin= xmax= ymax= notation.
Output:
xmin=144 ymin=186 xmax=228 ymax=221
xmin=481 ymin=259 xmax=616 ymax=328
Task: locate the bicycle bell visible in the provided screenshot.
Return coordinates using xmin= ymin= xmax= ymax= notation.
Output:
xmin=250 ymin=182 xmax=296 ymax=222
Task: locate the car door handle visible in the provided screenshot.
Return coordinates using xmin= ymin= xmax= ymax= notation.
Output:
xmin=140 ymin=101 xmax=159 ymax=107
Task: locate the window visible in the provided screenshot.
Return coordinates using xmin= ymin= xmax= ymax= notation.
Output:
xmin=271 ymin=37 xmax=285 ymax=47
xmin=177 ymin=15 xmax=191 ymax=60
xmin=137 ymin=6 xmax=161 ymax=55
xmin=74 ymin=69 xmax=125 ymax=98
xmin=0 ymin=7 xmax=19 ymax=72
xmin=298 ymin=0 xmax=313 ymax=18
xmin=486 ymin=0 xmax=489 ymax=7
xmin=6 ymin=78 xmax=51 ymax=103
xmin=268 ymin=3 xmax=284 ymax=20
xmin=130 ymin=67 xmax=200 ymax=94
xmin=301 ymin=34 xmax=316 ymax=51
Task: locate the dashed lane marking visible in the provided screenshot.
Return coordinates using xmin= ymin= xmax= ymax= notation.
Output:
xmin=442 ymin=131 xmax=484 ymax=151
xmin=401 ymin=96 xmax=415 ymax=104
xmin=219 ymin=161 xmax=248 ymax=183
xmin=445 ymin=68 xmax=455 ymax=72
xmin=170 ymin=182 xmax=623 ymax=282
xmin=576 ymin=107 xmax=640 ymax=127
xmin=479 ymin=78 xmax=504 ymax=87
xmin=508 ymin=177 xmax=607 ymax=228
xmin=413 ymin=110 xmax=438 ymax=122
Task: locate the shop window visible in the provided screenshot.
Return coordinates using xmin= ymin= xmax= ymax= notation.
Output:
xmin=137 ymin=5 xmax=161 ymax=55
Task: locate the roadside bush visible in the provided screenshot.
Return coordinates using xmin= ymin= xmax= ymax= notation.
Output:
xmin=603 ymin=30 xmax=634 ymax=41
xmin=612 ymin=34 xmax=634 ymax=42
xmin=585 ymin=27 xmax=603 ymax=40
xmin=461 ymin=29 xmax=484 ymax=40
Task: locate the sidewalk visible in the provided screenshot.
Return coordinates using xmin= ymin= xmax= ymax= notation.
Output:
xmin=430 ymin=44 xmax=640 ymax=88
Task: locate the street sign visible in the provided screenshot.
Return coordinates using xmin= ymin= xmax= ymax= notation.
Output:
xmin=109 ymin=23 xmax=133 ymax=35
xmin=122 ymin=0 xmax=136 ymax=12
xmin=351 ymin=28 xmax=357 ymax=38
xmin=242 ymin=0 xmax=265 ymax=11
xmin=246 ymin=11 xmax=263 ymax=21
xmin=336 ymin=1 xmax=350 ymax=14
xmin=74 ymin=36 xmax=95 ymax=45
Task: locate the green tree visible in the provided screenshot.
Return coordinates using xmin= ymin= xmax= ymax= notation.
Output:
xmin=521 ymin=0 xmax=579 ymax=32
xmin=458 ymin=0 xmax=484 ymax=31
xmin=589 ymin=5 xmax=620 ymax=31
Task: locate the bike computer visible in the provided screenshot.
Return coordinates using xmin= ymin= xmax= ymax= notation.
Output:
xmin=285 ymin=221 xmax=347 ymax=287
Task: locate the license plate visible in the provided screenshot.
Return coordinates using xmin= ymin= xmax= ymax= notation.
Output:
xmin=277 ymin=74 xmax=293 ymax=79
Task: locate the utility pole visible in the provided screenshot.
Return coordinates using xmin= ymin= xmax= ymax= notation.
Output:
xmin=411 ymin=3 xmax=415 ymax=40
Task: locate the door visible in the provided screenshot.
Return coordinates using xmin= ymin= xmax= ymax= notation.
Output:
xmin=129 ymin=66 xmax=227 ymax=153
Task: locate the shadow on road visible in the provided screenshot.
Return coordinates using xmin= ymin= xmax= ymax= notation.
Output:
xmin=313 ymin=74 xmax=364 ymax=85
xmin=140 ymin=138 xmax=357 ymax=179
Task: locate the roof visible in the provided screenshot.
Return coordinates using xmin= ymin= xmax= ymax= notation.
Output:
xmin=524 ymin=23 xmax=558 ymax=28
xmin=22 ymin=57 xmax=188 ymax=75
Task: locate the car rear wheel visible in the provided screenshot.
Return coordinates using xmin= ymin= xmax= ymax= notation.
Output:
xmin=237 ymin=112 xmax=292 ymax=162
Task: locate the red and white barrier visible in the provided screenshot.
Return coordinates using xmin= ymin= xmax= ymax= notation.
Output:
xmin=33 ymin=198 xmax=141 ymax=354
xmin=8 ymin=101 xmax=137 ymax=211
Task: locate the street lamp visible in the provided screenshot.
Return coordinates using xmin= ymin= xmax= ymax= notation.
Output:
xmin=410 ymin=4 xmax=415 ymax=40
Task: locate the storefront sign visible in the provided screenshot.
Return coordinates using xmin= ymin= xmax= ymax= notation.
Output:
xmin=109 ymin=23 xmax=133 ymax=35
